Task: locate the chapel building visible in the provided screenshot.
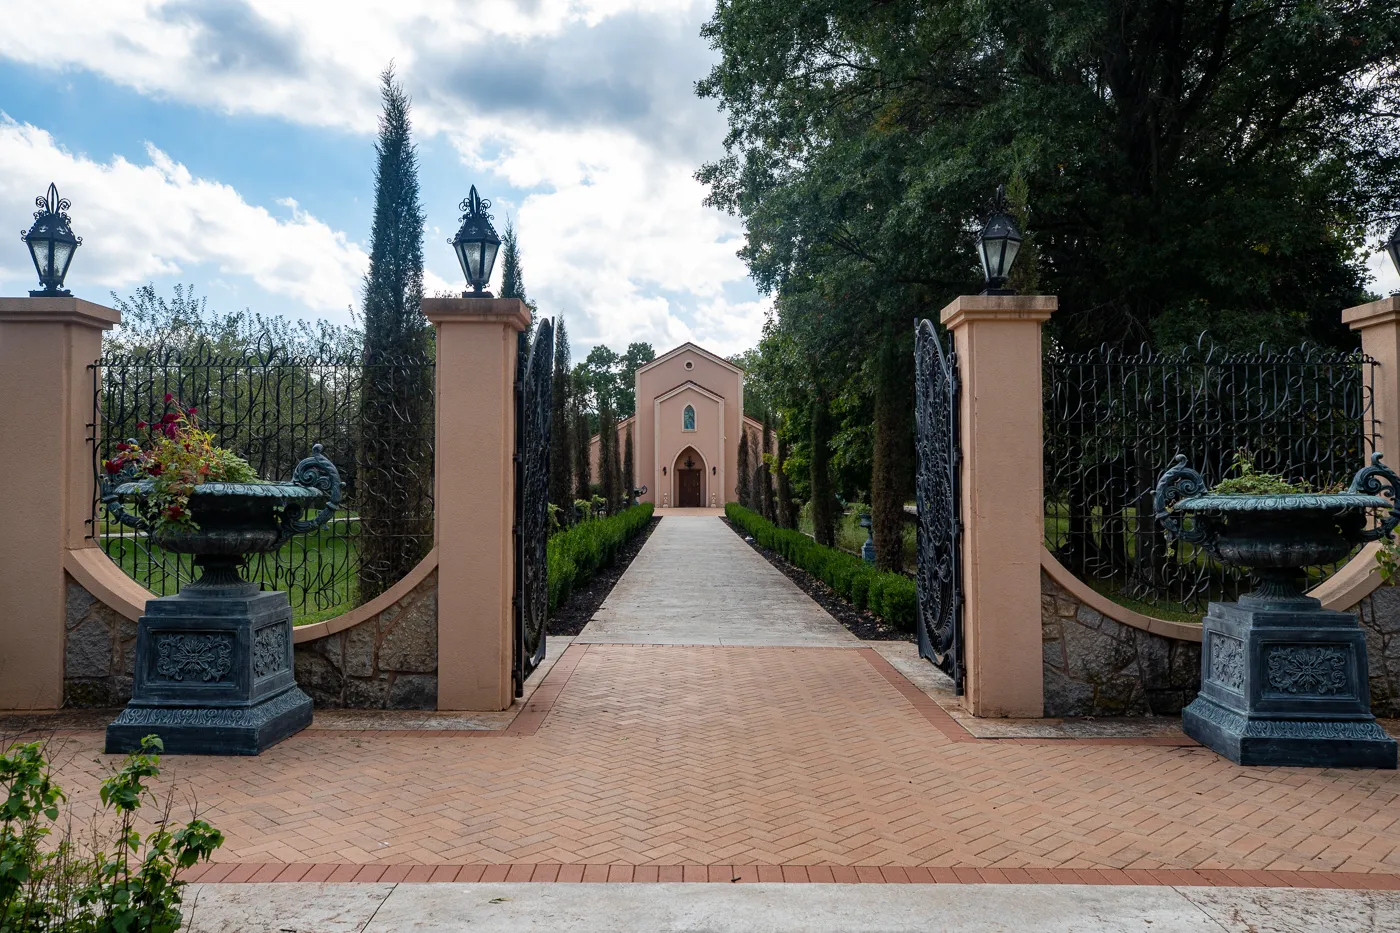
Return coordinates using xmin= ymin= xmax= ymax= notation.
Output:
xmin=589 ymin=342 xmax=762 ymax=508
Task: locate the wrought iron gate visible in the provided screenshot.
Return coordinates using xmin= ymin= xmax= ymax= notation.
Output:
xmin=914 ymin=319 xmax=963 ymax=693
xmin=514 ymin=319 xmax=554 ymax=697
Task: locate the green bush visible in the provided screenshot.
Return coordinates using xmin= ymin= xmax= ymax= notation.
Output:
xmin=1 ymin=735 xmax=223 ymax=933
xmin=547 ymin=503 xmax=655 ymax=612
xmin=726 ymin=503 xmax=915 ymax=632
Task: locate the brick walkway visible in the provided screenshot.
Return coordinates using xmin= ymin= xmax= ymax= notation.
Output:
xmin=37 ymin=643 xmax=1400 ymax=880
xmin=22 ymin=516 xmax=1400 ymax=887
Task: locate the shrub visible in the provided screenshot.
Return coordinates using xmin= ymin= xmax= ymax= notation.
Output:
xmin=1 ymin=735 xmax=223 ymax=933
xmin=547 ymin=503 xmax=654 ymax=612
xmin=726 ymin=503 xmax=915 ymax=632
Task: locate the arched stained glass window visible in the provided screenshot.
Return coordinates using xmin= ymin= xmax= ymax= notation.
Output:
xmin=683 ymin=405 xmax=696 ymax=431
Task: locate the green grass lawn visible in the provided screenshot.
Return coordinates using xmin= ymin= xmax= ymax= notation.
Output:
xmin=100 ymin=519 xmax=359 ymax=626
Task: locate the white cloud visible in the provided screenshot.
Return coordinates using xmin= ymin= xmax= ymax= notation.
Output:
xmin=0 ymin=117 xmax=367 ymax=312
xmin=1368 ymin=247 xmax=1400 ymax=298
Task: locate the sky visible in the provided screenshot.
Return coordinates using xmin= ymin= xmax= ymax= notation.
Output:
xmin=1 ymin=0 xmax=1396 ymax=359
xmin=0 ymin=0 xmax=770 ymax=358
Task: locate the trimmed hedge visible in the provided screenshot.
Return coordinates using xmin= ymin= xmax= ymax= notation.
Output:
xmin=726 ymin=503 xmax=917 ymax=632
xmin=548 ymin=503 xmax=655 ymax=612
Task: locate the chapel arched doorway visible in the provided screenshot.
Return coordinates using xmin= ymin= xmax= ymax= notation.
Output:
xmin=673 ymin=446 xmax=706 ymax=507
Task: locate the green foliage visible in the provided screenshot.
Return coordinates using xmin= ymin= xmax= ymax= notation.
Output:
xmin=547 ymin=504 xmax=655 ymax=611
xmin=1210 ymin=450 xmax=1305 ymax=496
xmin=726 ymin=503 xmax=915 ymax=632
xmin=574 ymin=343 xmax=655 ymax=418
xmin=1 ymin=736 xmax=223 ymax=933
xmin=359 ymin=65 xmax=433 ymax=604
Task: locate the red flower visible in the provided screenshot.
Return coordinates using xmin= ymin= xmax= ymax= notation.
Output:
xmin=164 ymin=393 xmax=174 ymax=403
xmin=115 ymin=442 xmax=130 ymax=452
xmin=148 ymin=463 xmax=163 ymax=476
xmin=162 ymin=412 xmax=180 ymax=424
xmin=136 ymin=421 xmax=147 ymax=430
xmin=187 ymin=407 xmax=198 ymax=415
xmin=104 ymin=459 xmax=121 ymax=474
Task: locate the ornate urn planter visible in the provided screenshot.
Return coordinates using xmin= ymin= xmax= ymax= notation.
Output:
xmin=101 ymin=446 xmax=341 ymax=755
xmin=1155 ymin=453 xmax=1399 ymax=769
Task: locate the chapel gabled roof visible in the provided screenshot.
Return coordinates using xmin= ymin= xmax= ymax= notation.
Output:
xmin=636 ymin=342 xmax=744 ymax=377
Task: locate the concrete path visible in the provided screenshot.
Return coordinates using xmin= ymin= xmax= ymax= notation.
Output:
xmin=182 ymin=882 xmax=1400 ymax=932
xmin=575 ymin=515 xmax=858 ymax=646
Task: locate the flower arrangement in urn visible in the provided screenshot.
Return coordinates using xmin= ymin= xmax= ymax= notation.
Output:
xmin=103 ymin=395 xmax=258 ymax=532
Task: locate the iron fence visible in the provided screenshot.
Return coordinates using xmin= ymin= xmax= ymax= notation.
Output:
xmin=1043 ymin=335 xmax=1377 ymax=619
xmin=90 ymin=340 xmax=435 ymax=625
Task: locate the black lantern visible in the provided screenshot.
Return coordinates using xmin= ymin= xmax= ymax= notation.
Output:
xmin=977 ymin=185 xmax=1022 ymax=295
xmin=1386 ymin=225 xmax=1400 ymax=284
xmin=21 ymin=183 xmax=81 ymax=297
xmin=449 ymin=186 xmax=501 ymax=297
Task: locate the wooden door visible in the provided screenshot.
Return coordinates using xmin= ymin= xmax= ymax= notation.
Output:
xmin=678 ymin=469 xmax=703 ymax=507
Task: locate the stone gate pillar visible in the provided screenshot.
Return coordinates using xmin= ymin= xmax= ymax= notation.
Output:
xmin=941 ymin=295 xmax=1057 ymax=717
xmin=423 ymin=298 xmax=530 ymax=710
xmin=1345 ymin=296 xmax=1400 ymax=461
xmin=0 ymin=297 xmax=120 ymax=709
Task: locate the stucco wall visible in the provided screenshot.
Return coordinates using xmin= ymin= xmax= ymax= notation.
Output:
xmin=294 ymin=570 xmax=439 ymax=709
xmin=1042 ymin=570 xmax=1400 ymax=718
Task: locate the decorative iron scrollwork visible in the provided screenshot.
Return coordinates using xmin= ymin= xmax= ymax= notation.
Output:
xmin=514 ymin=319 xmax=554 ymax=696
xmin=1153 ymin=453 xmax=1215 ymax=553
xmin=277 ymin=443 xmax=343 ymax=541
xmin=1347 ymin=452 xmax=1400 ymax=541
xmin=914 ymin=319 xmax=963 ymax=693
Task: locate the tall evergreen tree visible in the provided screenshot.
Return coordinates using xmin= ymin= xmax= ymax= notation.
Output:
xmin=809 ymin=393 xmax=836 ymax=547
xmin=761 ymin=411 xmax=775 ymax=521
xmin=775 ymin=431 xmax=795 ymax=528
xmin=610 ymin=416 xmax=626 ymax=512
xmin=358 ymin=65 xmax=432 ymax=602
xmin=622 ymin=423 xmax=635 ymax=507
xmin=597 ymin=401 xmax=618 ymax=513
xmin=498 ymin=220 xmax=526 ymax=303
xmin=549 ymin=317 xmax=573 ymax=516
xmin=572 ymin=370 xmax=592 ymax=508
xmin=736 ymin=429 xmax=752 ymax=509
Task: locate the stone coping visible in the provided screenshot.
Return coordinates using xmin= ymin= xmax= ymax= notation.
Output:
xmin=1038 ymin=544 xmax=1386 ymax=645
xmin=62 ymin=545 xmax=439 ymax=646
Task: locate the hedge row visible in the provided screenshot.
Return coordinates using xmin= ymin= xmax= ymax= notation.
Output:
xmin=726 ymin=503 xmax=917 ymax=632
xmin=548 ymin=503 xmax=655 ymax=612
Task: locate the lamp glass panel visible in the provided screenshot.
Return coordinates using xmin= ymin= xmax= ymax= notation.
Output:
xmin=1387 ymin=230 xmax=1400 ymax=272
xmin=27 ymin=238 xmax=48 ymax=278
xmin=465 ymin=242 xmax=484 ymax=282
xmin=481 ymin=241 xmax=500 ymax=284
xmin=999 ymin=237 xmax=1020 ymax=279
xmin=52 ymin=242 xmax=73 ymax=281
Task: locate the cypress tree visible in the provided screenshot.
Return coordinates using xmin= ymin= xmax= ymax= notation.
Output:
xmin=761 ymin=411 xmax=775 ymax=521
xmin=776 ymin=431 xmax=795 ymax=528
xmin=622 ymin=422 xmax=635 ymax=507
xmin=549 ymin=317 xmax=573 ymax=515
xmin=597 ymin=400 xmax=618 ymax=512
xmin=610 ymin=415 xmax=625 ymax=512
xmin=358 ymin=66 xmax=432 ymax=602
xmin=871 ymin=330 xmax=912 ymax=572
xmin=572 ymin=373 xmax=592 ymax=509
xmin=810 ymin=393 xmax=836 ymax=546
xmin=736 ymin=429 xmax=751 ymax=509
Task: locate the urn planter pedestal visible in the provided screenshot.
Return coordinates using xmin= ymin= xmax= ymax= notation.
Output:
xmin=1156 ymin=455 xmax=1399 ymax=769
xmin=102 ymin=446 xmax=339 ymax=756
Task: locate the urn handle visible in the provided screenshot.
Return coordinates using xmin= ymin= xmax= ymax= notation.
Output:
xmin=100 ymin=440 xmax=151 ymax=532
xmin=277 ymin=444 xmax=343 ymax=542
xmin=1153 ymin=453 xmax=1216 ymax=550
xmin=1347 ymin=452 xmax=1400 ymax=541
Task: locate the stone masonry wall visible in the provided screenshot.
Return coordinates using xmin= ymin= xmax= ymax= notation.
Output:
xmin=293 ymin=571 xmax=438 ymax=709
xmin=64 ymin=576 xmax=139 ymax=707
xmin=1043 ymin=570 xmax=1400 ymax=719
xmin=1042 ymin=572 xmax=1200 ymax=717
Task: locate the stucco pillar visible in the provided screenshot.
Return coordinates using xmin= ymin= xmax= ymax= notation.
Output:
xmin=0 ymin=297 xmax=120 ymax=709
xmin=423 ymin=297 xmax=530 ymax=710
xmin=1344 ymin=296 xmax=1400 ymax=461
xmin=940 ymin=295 xmax=1057 ymax=718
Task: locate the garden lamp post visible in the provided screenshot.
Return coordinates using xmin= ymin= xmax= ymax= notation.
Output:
xmin=977 ymin=185 xmax=1022 ymax=296
xmin=21 ymin=183 xmax=81 ymax=297
xmin=450 ymin=185 xmax=501 ymax=297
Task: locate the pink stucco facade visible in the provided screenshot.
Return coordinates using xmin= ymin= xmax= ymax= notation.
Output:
xmin=588 ymin=343 xmax=763 ymax=508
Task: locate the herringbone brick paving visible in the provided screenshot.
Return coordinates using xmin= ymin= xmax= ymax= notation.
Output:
xmin=36 ymin=643 xmax=1400 ymax=874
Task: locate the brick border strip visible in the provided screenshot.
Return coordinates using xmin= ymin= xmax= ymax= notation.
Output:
xmin=177 ymin=862 xmax=1400 ymax=890
xmin=856 ymin=647 xmax=1198 ymax=747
